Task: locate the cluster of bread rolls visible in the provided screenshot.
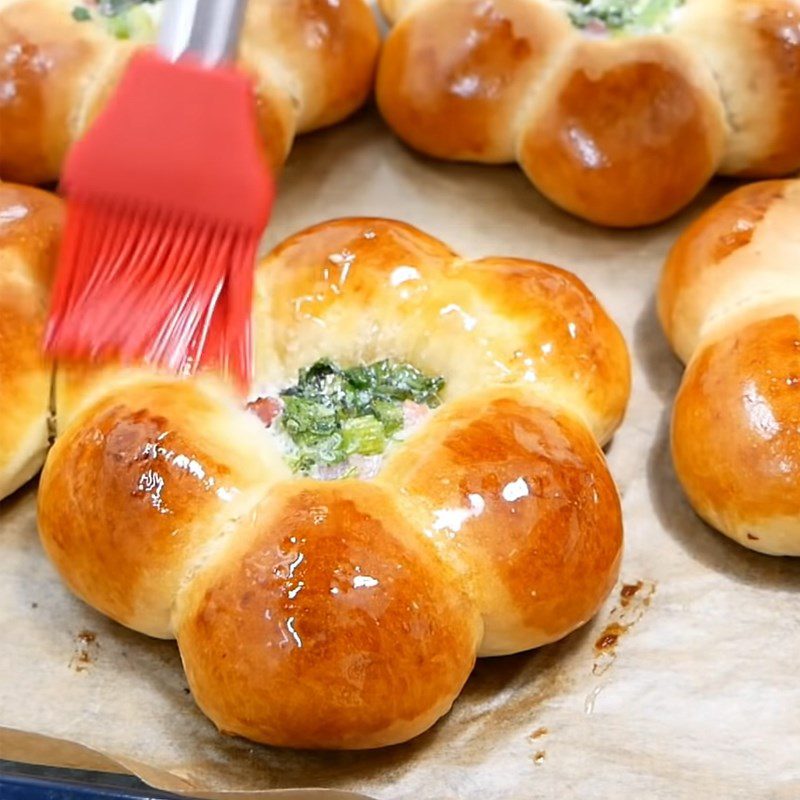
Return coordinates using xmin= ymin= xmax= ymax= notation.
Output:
xmin=376 ymin=0 xmax=800 ymax=227
xmin=37 ymin=218 xmax=631 ymax=748
xmin=0 ymin=0 xmax=379 ymax=491
xmin=0 ymin=0 xmax=379 ymax=184
xmin=659 ymin=179 xmax=800 ymax=556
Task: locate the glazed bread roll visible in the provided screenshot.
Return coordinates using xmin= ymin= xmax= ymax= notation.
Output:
xmin=0 ymin=183 xmax=62 ymax=499
xmin=39 ymin=218 xmax=630 ymax=749
xmin=376 ymin=0 xmax=800 ymax=228
xmin=0 ymin=0 xmax=379 ymax=184
xmin=659 ymin=179 xmax=800 ymax=556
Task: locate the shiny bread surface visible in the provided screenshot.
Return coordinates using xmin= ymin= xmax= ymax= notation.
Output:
xmin=377 ymin=0 xmax=800 ymax=227
xmin=39 ymin=217 xmax=630 ymax=748
xmin=0 ymin=182 xmax=61 ymax=498
xmin=659 ymin=179 xmax=800 ymax=555
xmin=0 ymin=0 xmax=379 ymax=184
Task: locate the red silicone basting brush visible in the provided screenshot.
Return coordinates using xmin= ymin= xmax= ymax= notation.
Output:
xmin=45 ymin=0 xmax=274 ymax=390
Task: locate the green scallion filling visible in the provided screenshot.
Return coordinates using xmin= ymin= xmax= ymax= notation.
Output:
xmin=71 ymin=1 xmax=160 ymax=40
xmin=567 ymin=0 xmax=683 ymax=33
xmin=277 ymin=359 xmax=444 ymax=475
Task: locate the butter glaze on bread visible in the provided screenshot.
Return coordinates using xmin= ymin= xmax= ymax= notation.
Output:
xmin=38 ymin=218 xmax=630 ymax=749
xmin=0 ymin=182 xmax=61 ymax=498
xmin=0 ymin=0 xmax=379 ymax=184
xmin=659 ymin=180 xmax=800 ymax=556
xmin=376 ymin=0 xmax=800 ymax=227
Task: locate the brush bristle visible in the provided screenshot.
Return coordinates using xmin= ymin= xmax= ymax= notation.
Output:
xmin=45 ymin=51 xmax=275 ymax=392
xmin=45 ymin=198 xmax=260 ymax=390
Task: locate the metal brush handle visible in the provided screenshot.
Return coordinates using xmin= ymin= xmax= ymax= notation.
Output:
xmin=157 ymin=0 xmax=248 ymax=66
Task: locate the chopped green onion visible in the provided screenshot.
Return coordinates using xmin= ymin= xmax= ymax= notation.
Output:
xmin=567 ymin=0 xmax=683 ymax=33
xmin=102 ymin=14 xmax=131 ymax=38
xmin=281 ymin=395 xmax=338 ymax=439
xmin=372 ymin=400 xmax=404 ymax=436
xmin=276 ymin=358 xmax=444 ymax=475
xmin=71 ymin=0 xmax=160 ymax=40
xmin=342 ymin=416 xmax=387 ymax=457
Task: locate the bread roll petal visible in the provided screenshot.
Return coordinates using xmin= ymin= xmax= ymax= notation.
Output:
xmin=672 ymin=315 xmax=800 ymax=556
xmin=176 ymin=480 xmax=481 ymax=749
xmin=380 ymin=388 xmax=622 ymax=655
xmin=0 ymin=183 xmax=61 ymax=499
xmin=377 ymin=0 xmax=571 ymax=162
xmin=658 ymin=180 xmax=800 ymax=363
xmin=38 ymin=380 xmax=286 ymax=637
xmin=675 ymin=0 xmax=800 ymax=176
xmin=254 ymin=217 xmax=462 ymax=391
xmin=518 ymin=36 xmax=726 ymax=227
xmin=464 ymin=256 xmax=630 ymax=443
xmin=226 ymin=0 xmax=380 ymax=134
xmin=224 ymin=54 xmax=296 ymax=174
xmin=0 ymin=0 xmax=122 ymax=184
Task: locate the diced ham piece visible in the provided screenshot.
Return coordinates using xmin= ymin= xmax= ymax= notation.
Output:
xmin=246 ymin=396 xmax=282 ymax=427
xmin=584 ymin=18 xmax=608 ymax=36
xmin=349 ymin=454 xmax=383 ymax=480
xmin=402 ymin=400 xmax=431 ymax=434
xmin=316 ymin=454 xmax=383 ymax=481
xmin=316 ymin=461 xmax=354 ymax=481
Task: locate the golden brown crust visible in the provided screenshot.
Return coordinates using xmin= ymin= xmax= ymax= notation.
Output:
xmin=40 ymin=217 xmax=629 ymax=747
xmin=0 ymin=0 xmax=379 ymax=184
xmin=54 ymin=364 xmax=163 ymax=435
xmin=376 ymin=0 xmax=417 ymax=25
xmin=660 ymin=178 xmax=800 ymax=555
xmin=658 ymin=180 xmax=800 ymax=363
xmin=377 ymin=0 xmax=800 ymax=227
xmin=177 ymin=480 xmax=481 ymax=749
xmin=0 ymin=183 xmax=62 ymax=499
xmin=190 ymin=51 xmax=295 ymax=175
xmin=675 ymin=0 xmax=800 ymax=177
xmin=741 ymin=1 xmax=800 ymax=176
xmin=38 ymin=379 xmax=287 ymax=637
xmin=241 ymin=0 xmax=380 ymax=134
xmin=518 ymin=36 xmax=726 ymax=228
xmin=380 ymin=388 xmax=622 ymax=655
xmin=0 ymin=0 xmax=125 ymax=184
xmin=376 ymin=0 xmax=571 ymax=162
xmin=672 ymin=315 xmax=800 ymax=556
xmin=253 ymin=218 xmax=630 ymax=444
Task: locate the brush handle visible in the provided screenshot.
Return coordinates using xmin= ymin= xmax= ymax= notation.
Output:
xmin=157 ymin=0 xmax=249 ymax=66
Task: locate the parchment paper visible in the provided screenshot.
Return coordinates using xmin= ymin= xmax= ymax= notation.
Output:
xmin=2 ymin=109 xmax=799 ymax=800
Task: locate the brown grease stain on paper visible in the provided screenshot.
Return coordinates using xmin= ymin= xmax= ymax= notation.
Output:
xmin=595 ymin=622 xmax=627 ymax=652
xmin=69 ymin=630 xmax=99 ymax=673
xmin=528 ymin=727 xmax=549 ymax=766
xmin=592 ymin=580 xmax=656 ymax=676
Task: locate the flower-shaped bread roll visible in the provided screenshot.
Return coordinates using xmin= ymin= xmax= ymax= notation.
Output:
xmin=38 ymin=218 xmax=631 ymax=749
xmin=0 ymin=0 xmax=379 ymax=184
xmin=377 ymin=0 xmax=800 ymax=227
xmin=660 ymin=179 xmax=800 ymax=556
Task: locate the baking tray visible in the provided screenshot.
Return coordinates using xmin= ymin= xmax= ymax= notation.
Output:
xmin=0 ymin=759 xmax=182 ymax=798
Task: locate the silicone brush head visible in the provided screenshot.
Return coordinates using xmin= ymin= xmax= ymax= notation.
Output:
xmin=45 ymin=50 xmax=275 ymax=390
